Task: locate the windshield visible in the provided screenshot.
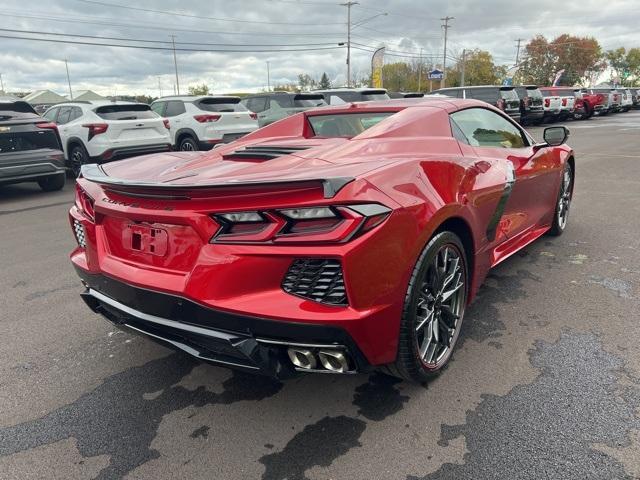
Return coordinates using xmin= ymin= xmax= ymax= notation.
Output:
xmin=94 ymin=104 xmax=157 ymax=120
xmin=308 ymin=112 xmax=394 ymax=137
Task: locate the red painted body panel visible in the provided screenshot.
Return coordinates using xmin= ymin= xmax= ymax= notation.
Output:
xmin=70 ymin=98 xmax=573 ymax=367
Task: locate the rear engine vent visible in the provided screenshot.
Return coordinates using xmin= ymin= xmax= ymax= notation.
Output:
xmin=223 ymin=144 xmax=310 ymax=160
xmin=282 ymin=259 xmax=347 ymax=306
xmin=73 ymin=219 xmax=86 ymax=248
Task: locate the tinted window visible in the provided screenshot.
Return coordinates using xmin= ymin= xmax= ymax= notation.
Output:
xmin=499 ymin=88 xmax=518 ymax=100
xmin=161 ymin=101 xmax=185 ymax=117
xmin=197 ymin=97 xmax=247 ymax=112
xmin=526 ymin=88 xmax=543 ymax=99
xmin=334 ymin=92 xmax=360 ymax=103
xmin=272 ymin=96 xmax=292 ymax=108
xmin=0 ymin=101 xmax=37 ymax=114
xmin=150 ymin=102 xmax=165 ymax=115
xmin=450 ymin=108 xmax=526 ymax=148
xmin=69 ymin=107 xmax=83 ymax=122
xmin=293 ymin=95 xmax=326 ymax=107
xmin=245 ymin=97 xmax=268 ymax=113
xmin=0 ymin=128 xmax=61 ymax=153
xmin=308 ymin=112 xmax=394 ymax=137
xmin=361 ymin=92 xmax=390 ymax=101
xmin=465 ymin=88 xmax=499 ymax=103
xmin=57 ymin=106 xmax=73 ymax=124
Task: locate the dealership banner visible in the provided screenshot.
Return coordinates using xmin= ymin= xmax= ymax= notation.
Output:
xmin=371 ymin=47 xmax=385 ymax=88
xmin=552 ymin=69 xmax=565 ymax=86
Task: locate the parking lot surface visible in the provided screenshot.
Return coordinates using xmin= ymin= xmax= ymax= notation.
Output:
xmin=1 ymin=113 xmax=639 ymax=480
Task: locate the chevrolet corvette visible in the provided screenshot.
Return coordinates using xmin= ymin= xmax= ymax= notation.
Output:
xmin=69 ymin=98 xmax=574 ymax=382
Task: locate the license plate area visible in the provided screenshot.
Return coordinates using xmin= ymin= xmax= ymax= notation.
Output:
xmin=126 ymin=224 xmax=168 ymax=256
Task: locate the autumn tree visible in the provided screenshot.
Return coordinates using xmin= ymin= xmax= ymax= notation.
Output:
xmin=520 ymin=35 xmax=556 ymax=85
xmin=297 ymin=73 xmax=317 ymax=91
xmin=627 ymin=48 xmax=640 ymax=86
xmin=188 ymin=83 xmax=210 ymax=96
xmin=447 ymin=49 xmax=503 ymax=87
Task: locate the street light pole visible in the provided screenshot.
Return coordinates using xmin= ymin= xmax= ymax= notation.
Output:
xmin=340 ymin=1 xmax=358 ymax=88
xmin=64 ymin=59 xmax=73 ymax=100
xmin=460 ymin=49 xmax=466 ymax=86
xmin=170 ymin=35 xmax=180 ymax=95
xmin=266 ymin=61 xmax=271 ymax=92
xmin=440 ymin=16 xmax=454 ymax=87
xmin=0 ymin=73 xmax=4 ymax=93
xmin=418 ymin=48 xmax=423 ymax=92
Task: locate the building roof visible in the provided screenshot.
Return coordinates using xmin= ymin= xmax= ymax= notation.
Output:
xmin=73 ymin=90 xmax=106 ymax=101
xmin=22 ymin=89 xmax=67 ymax=105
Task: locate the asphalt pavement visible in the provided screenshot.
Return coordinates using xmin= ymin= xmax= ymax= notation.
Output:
xmin=1 ymin=112 xmax=639 ymax=480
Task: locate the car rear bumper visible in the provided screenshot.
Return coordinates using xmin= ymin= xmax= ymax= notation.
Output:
xmin=91 ymin=143 xmax=172 ymax=163
xmin=0 ymin=149 xmax=66 ymax=184
xmin=75 ymin=268 xmax=371 ymax=378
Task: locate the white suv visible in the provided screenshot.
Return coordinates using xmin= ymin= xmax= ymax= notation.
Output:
xmin=150 ymin=96 xmax=259 ymax=151
xmin=43 ymin=101 xmax=171 ymax=176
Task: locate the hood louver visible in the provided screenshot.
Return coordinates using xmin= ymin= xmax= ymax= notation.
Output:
xmin=222 ymin=145 xmax=311 ymax=160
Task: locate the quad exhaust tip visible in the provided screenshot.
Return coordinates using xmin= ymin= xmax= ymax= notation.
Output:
xmin=286 ymin=347 xmax=351 ymax=373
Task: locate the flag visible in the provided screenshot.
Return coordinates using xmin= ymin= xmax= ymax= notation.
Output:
xmin=371 ymin=47 xmax=385 ymax=88
xmin=552 ymin=69 xmax=565 ymax=86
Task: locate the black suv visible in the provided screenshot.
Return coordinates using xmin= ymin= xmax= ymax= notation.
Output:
xmin=0 ymin=98 xmax=66 ymax=191
xmin=514 ymin=85 xmax=544 ymax=124
xmin=241 ymin=92 xmax=326 ymax=127
xmin=431 ymin=86 xmax=521 ymax=123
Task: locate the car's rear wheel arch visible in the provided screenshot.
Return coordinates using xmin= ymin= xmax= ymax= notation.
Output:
xmin=176 ymin=128 xmax=198 ymax=147
xmin=567 ymin=156 xmax=575 ymax=194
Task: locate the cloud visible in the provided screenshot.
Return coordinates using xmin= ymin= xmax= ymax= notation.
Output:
xmin=1 ymin=0 xmax=638 ymax=95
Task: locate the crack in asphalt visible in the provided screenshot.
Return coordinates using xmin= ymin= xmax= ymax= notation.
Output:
xmin=408 ymin=331 xmax=640 ymax=480
xmin=0 ymin=353 xmax=283 ymax=479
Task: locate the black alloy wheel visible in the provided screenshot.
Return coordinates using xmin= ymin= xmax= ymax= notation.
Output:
xmin=70 ymin=145 xmax=89 ymax=178
xmin=179 ymin=136 xmax=199 ymax=151
xmin=389 ymin=231 xmax=468 ymax=382
xmin=548 ymin=162 xmax=573 ymax=236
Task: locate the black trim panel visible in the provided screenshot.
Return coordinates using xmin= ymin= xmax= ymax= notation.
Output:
xmin=486 ymin=161 xmax=516 ymax=241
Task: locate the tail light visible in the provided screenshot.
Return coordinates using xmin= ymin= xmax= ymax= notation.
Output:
xmin=562 ymin=98 xmax=567 ymax=106
xmin=544 ymin=98 xmax=550 ymax=107
xmin=249 ymin=112 xmax=258 ymax=120
xmin=36 ymin=122 xmax=58 ymax=131
xmin=211 ymin=204 xmax=391 ymax=244
xmin=75 ymin=183 xmax=95 ymax=220
xmin=82 ymin=123 xmax=108 ymax=141
xmin=496 ymin=99 xmax=505 ymax=110
xmin=163 ymin=119 xmax=170 ymax=129
xmin=194 ymin=114 xmax=221 ymax=123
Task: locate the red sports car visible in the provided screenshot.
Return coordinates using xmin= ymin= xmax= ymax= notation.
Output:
xmin=69 ymin=98 xmax=574 ymax=382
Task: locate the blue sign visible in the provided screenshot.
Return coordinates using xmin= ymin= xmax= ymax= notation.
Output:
xmin=428 ymin=69 xmax=444 ymax=80
xmin=502 ymin=78 xmax=513 ymax=86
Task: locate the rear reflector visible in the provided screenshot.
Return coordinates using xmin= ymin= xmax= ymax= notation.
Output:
xmin=194 ymin=114 xmax=221 ymax=123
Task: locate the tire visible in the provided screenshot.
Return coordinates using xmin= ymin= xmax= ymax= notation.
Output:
xmin=70 ymin=144 xmax=89 ymax=178
xmin=37 ymin=173 xmax=66 ymax=192
xmin=389 ymin=231 xmax=468 ymax=383
xmin=178 ymin=136 xmax=199 ymax=151
xmin=548 ymin=162 xmax=573 ymax=236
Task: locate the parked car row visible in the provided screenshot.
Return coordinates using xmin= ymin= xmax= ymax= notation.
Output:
xmin=430 ymin=85 xmax=640 ymax=125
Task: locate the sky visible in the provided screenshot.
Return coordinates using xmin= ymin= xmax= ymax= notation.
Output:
xmin=0 ymin=0 xmax=638 ymax=96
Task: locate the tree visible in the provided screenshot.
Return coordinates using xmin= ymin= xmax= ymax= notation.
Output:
xmin=319 ymin=72 xmax=331 ymax=89
xmin=627 ymin=48 xmax=640 ymax=86
xmin=297 ymin=73 xmax=316 ymax=91
xmin=381 ymin=62 xmax=416 ymax=91
xmin=520 ymin=35 xmax=556 ymax=85
xmin=188 ymin=83 xmax=210 ymax=96
xmin=447 ymin=49 xmax=502 ymax=87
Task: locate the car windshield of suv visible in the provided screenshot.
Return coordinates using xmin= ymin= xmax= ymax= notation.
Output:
xmin=95 ymin=104 xmax=158 ymax=120
xmin=293 ymin=95 xmax=327 ymax=108
xmin=308 ymin=112 xmax=394 ymax=137
xmin=198 ymin=98 xmax=247 ymax=112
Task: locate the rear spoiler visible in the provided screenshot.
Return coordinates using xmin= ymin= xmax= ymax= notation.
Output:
xmin=80 ymin=164 xmax=354 ymax=199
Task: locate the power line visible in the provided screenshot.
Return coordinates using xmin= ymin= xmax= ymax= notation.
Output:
xmin=0 ymin=27 xmax=341 ymax=47
xmin=73 ymin=0 xmax=343 ymax=26
xmin=0 ymin=33 xmax=346 ymax=53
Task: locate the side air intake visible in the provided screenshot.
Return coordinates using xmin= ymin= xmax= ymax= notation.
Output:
xmin=282 ymin=259 xmax=348 ymax=306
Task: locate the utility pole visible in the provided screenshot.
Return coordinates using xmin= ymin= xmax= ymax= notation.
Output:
xmin=515 ymin=38 xmax=524 ymax=65
xmin=170 ymin=35 xmax=180 ymax=95
xmin=441 ymin=16 xmax=454 ymax=87
xmin=460 ymin=49 xmax=466 ymax=87
xmin=157 ymin=77 xmax=162 ymax=97
xmin=418 ymin=48 xmax=423 ymax=92
xmin=64 ymin=59 xmax=73 ymax=100
xmin=266 ymin=61 xmax=271 ymax=92
xmin=0 ymin=73 xmax=4 ymax=93
xmin=341 ymin=1 xmax=359 ymax=87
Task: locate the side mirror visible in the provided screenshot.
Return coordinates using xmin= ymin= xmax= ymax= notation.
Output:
xmin=543 ymin=126 xmax=569 ymax=146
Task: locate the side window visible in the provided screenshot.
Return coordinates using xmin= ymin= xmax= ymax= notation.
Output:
xmin=151 ymin=102 xmax=165 ymax=116
xmin=56 ymin=106 xmax=73 ymax=125
xmin=69 ymin=107 xmax=83 ymax=122
xmin=450 ymin=118 xmax=469 ymax=144
xmin=450 ymin=108 xmax=527 ymax=149
xmin=164 ymin=101 xmax=186 ymax=117
xmin=446 ymin=89 xmax=463 ymax=99
xmin=466 ymin=89 xmax=499 ymax=104
xmin=273 ymin=96 xmax=291 ymax=108
xmin=270 ymin=99 xmax=283 ymax=110
xmin=43 ymin=107 xmax=59 ymax=122
xmin=246 ymin=97 xmax=267 ymax=113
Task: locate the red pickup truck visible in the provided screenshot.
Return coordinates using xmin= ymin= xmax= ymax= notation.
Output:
xmin=575 ymin=89 xmax=607 ymax=118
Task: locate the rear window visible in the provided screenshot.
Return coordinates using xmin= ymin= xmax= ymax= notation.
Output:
xmin=0 ymin=101 xmax=37 ymax=115
xmin=197 ymin=97 xmax=247 ymax=112
xmin=94 ymin=104 xmax=157 ymax=120
xmin=525 ymin=88 xmax=542 ymax=99
xmin=361 ymin=90 xmax=390 ymax=101
xmin=293 ymin=95 xmax=327 ymax=108
xmin=466 ymin=88 xmax=499 ymax=103
xmin=0 ymin=127 xmax=61 ymax=153
xmin=499 ymin=88 xmax=518 ymax=100
xmin=308 ymin=112 xmax=394 ymax=137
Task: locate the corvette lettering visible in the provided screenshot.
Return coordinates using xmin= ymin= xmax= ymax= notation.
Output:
xmin=102 ymin=197 xmax=174 ymax=211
